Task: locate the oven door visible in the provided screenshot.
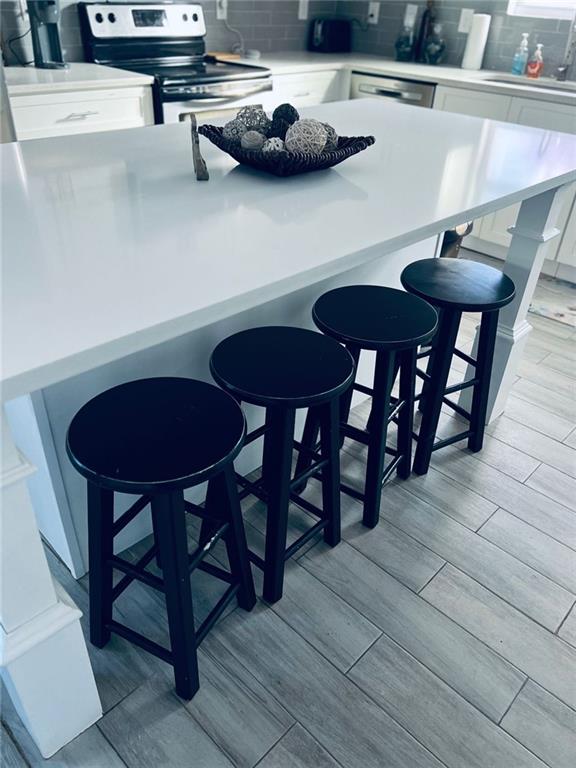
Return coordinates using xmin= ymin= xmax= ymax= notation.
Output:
xmin=160 ymin=79 xmax=273 ymax=124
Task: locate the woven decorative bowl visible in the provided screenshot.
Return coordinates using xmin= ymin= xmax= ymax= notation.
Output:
xmin=198 ymin=124 xmax=375 ymax=177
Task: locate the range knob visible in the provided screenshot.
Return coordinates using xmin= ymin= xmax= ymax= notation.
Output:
xmin=108 ymin=12 xmax=116 ymax=22
xmin=95 ymin=12 xmax=103 ymax=22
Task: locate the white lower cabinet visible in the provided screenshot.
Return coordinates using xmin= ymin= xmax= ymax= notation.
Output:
xmin=434 ymin=85 xmax=576 ymax=274
xmin=11 ymin=85 xmax=154 ymax=140
xmin=271 ymin=69 xmax=348 ymax=108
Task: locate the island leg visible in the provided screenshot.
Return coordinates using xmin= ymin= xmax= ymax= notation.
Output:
xmin=460 ymin=185 xmax=566 ymax=423
xmin=0 ymin=409 xmax=101 ymax=757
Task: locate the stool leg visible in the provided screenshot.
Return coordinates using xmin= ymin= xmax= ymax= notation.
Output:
xmin=418 ymin=318 xmax=441 ymax=414
xmin=262 ymin=407 xmax=296 ymax=604
xmin=152 ymin=490 xmax=199 ymax=700
xmin=363 ymin=351 xmax=396 ymax=529
xmin=468 ymin=310 xmax=499 ymax=453
xmin=413 ymin=309 xmax=462 ymax=476
xmin=366 ymin=353 xmax=400 ymax=433
xmin=319 ymin=398 xmax=341 ymax=546
xmin=87 ymin=483 xmax=114 ymax=648
xmin=292 ymin=406 xmax=321 ymax=492
xmin=151 ymin=506 xmax=163 ymax=570
xmin=338 ymin=344 xmax=360 ymax=444
xmin=397 ymin=348 xmax=417 ymax=479
xmin=206 ymin=466 xmax=256 ymax=611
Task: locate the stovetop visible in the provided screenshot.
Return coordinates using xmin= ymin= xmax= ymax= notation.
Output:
xmin=117 ymin=56 xmax=270 ymax=86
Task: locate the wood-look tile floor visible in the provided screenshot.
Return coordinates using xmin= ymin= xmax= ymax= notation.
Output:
xmin=3 ymin=277 xmax=576 ymax=768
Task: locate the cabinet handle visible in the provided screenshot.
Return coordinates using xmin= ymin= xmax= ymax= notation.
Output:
xmin=293 ymin=91 xmax=311 ymax=98
xmin=60 ymin=111 xmax=99 ymax=122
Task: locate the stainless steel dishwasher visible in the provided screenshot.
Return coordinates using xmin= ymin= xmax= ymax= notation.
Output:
xmin=350 ymin=72 xmax=436 ymax=108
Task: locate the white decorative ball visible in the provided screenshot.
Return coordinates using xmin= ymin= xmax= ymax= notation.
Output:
xmin=241 ymin=130 xmax=267 ymax=150
xmin=223 ymin=117 xmax=248 ymax=144
xmin=323 ymin=122 xmax=339 ymax=151
xmin=236 ymin=105 xmax=271 ymax=134
xmin=285 ymin=119 xmax=328 ymax=155
xmin=262 ymin=137 xmax=285 ymax=153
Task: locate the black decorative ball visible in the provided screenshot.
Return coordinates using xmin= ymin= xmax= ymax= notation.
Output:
xmin=269 ymin=116 xmax=291 ymax=140
xmin=272 ymin=103 xmax=299 ymax=125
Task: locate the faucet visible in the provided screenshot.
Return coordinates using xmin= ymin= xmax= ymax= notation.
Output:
xmin=556 ymin=13 xmax=576 ymax=81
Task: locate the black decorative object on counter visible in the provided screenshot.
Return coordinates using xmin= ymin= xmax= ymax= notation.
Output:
xmin=198 ymin=125 xmax=375 ymax=177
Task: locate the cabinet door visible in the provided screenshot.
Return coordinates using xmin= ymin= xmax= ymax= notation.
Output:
xmin=272 ymin=70 xmax=346 ymax=108
xmin=477 ymin=97 xmax=576 ymax=255
xmin=433 ymin=85 xmax=511 ymax=120
xmin=12 ymin=86 xmax=154 ymax=140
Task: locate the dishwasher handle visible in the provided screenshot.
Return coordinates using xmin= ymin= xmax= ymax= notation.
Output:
xmin=358 ymin=83 xmax=424 ymax=102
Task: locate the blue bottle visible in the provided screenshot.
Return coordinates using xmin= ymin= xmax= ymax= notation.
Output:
xmin=511 ymin=33 xmax=529 ymax=75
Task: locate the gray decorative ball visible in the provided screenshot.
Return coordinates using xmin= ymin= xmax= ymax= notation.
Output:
xmin=262 ymin=137 xmax=285 ymax=153
xmin=322 ymin=122 xmax=338 ymax=151
xmin=269 ymin=117 xmax=291 ymax=140
xmin=223 ymin=117 xmax=248 ymax=144
xmin=236 ymin=105 xmax=271 ymax=134
xmin=241 ymin=130 xmax=267 ymax=150
xmin=272 ymin=103 xmax=299 ymax=125
xmin=285 ymin=119 xmax=328 ymax=155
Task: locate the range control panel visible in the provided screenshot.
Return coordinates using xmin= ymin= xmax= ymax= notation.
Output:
xmin=83 ymin=3 xmax=206 ymax=38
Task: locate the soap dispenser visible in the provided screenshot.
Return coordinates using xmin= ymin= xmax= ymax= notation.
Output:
xmin=511 ymin=32 xmax=529 ymax=75
xmin=527 ymin=43 xmax=544 ymax=78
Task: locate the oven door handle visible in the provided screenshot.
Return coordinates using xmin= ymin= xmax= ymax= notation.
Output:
xmin=162 ymin=81 xmax=272 ymax=103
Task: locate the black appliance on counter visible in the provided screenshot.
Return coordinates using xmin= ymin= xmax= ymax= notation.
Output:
xmin=308 ymin=18 xmax=351 ymax=54
xmin=78 ymin=2 xmax=271 ymax=124
xmin=27 ymin=0 xmax=68 ymax=69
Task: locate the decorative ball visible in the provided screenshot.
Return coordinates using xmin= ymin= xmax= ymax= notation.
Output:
xmin=236 ymin=105 xmax=271 ymax=134
xmin=285 ymin=119 xmax=327 ymax=155
xmin=262 ymin=137 xmax=286 ymax=153
xmin=268 ymin=117 xmax=291 ymax=141
xmin=272 ymin=103 xmax=299 ymax=125
xmin=322 ymin=122 xmax=338 ymax=151
xmin=222 ymin=117 xmax=248 ymax=144
xmin=241 ymin=130 xmax=267 ymax=150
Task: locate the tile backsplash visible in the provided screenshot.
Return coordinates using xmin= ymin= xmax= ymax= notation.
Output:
xmin=336 ymin=0 xmax=574 ymax=78
xmin=1 ymin=0 xmax=574 ymax=79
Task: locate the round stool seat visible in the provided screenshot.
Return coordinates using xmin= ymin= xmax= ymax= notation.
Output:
xmin=401 ymin=258 xmax=515 ymax=312
xmin=66 ymin=378 xmax=245 ymax=493
xmin=312 ymin=285 xmax=438 ymax=351
xmin=210 ymin=326 xmax=355 ymax=408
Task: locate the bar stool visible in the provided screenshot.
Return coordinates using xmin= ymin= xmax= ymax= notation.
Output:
xmin=210 ymin=326 xmax=355 ymax=604
xmin=401 ymin=258 xmax=515 ymax=475
xmin=295 ymin=286 xmax=438 ymax=528
xmin=66 ymin=377 xmax=256 ymax=700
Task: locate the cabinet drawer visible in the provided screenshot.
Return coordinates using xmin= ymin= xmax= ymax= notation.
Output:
xmin=272 ymin=71 xmax=344 ymax=107
xmin=12 ymin=87 xmax=153 ymax=140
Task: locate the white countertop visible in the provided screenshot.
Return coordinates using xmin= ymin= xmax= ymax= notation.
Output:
xmin=254 ymin=52 xmax=576 ymax=106
xmin=2 ymin=99 xmax=576 ymax=400
xmin=5 ymin=63 xmax=154 ymax=95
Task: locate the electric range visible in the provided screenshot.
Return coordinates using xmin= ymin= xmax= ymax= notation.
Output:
xmin=78 ymin=2 xmax=272 ymax=124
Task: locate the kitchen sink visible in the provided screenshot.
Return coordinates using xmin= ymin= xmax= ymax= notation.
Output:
xmin=485 ymin=74 xmax=576 ymax=92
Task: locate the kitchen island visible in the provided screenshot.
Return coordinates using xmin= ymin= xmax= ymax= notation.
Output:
xmin=2 ymin=99 xmax=575 ymax=756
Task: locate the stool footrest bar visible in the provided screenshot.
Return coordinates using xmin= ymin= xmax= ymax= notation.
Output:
xmin=442 ymin=397 xmax=471 ymax=421
xmin=290 ymin=458 xmax=328 ymax=491
xmin=112 ymin=494 xmax=151 ymax=536
xmin=184 ymin=500 xmax=214 ymax=521
xmin=109 ymin=555 xmax=164 ymax=593
xmin=195 ymin=584 xmax=240 ymax=647
xmin=454 ymin=348 xmax=476 ymax=367
xmin=415 ymin=369 xmax=431 ymax=382
xmin=245 ymin=424 xmax=268 ymax=445
xmin=188 ymin=522 xmax=229 ymax=573
xmin=288 ymin=491 xmax=324 ymax=519
xmin=197 ymin=560 xmax=234 ymax=584
xmin=341 ymin=422 xmax=370 ymax=445
xmin=292 ymin=439 xmax=322 ymax=461
xmin=340 ymin=481 xmax=365 ymax=502
xmin=431 ymin=430 xmax=473 ymax=452
xmin=417 ymin=349 xmax=432 ymax=360
xmin=248 ymin=551 xmax=266 ymax=570
xmin=353 ymin=382 xmax=374 ymax=397
xmin=111 ymin=544 xmax=157 ymax=602
xmin=284 ymin=518 xmax=327 ymax=561
xmin=108 ymin=620 xmax=173 ymax=664
xmin=381 ymin=455 xmax=403 ymax=486
xmin=444 ymin=378 xmax=479 ymax=396
xmin=387 ymin=399 xmax=405 ymax=423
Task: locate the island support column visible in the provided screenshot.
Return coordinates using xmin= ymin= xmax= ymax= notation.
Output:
xmin=460 ymin=185 xmax=566 ymax=423
xmin=0 ymin=410 xmax=101 ymax=757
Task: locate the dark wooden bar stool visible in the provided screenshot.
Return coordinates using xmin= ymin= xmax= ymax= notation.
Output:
xmin=295 ymin=286 xmax=438 ymax=528
xmin=66 ymin=377 xmax=256 ymax=700
xmin=210 ymin=326 xmax=355 ymax=604
xmin=401 ymin=258 xmax=515 ymax=475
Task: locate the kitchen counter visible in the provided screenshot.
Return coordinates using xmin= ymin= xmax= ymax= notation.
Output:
xmin=5 ymin=62 xmax=154 ymax=95
xmin=2 ymin=98 xmax=575 ymax=758
xmin=253 ymin=52 xmax=576 ymax=106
